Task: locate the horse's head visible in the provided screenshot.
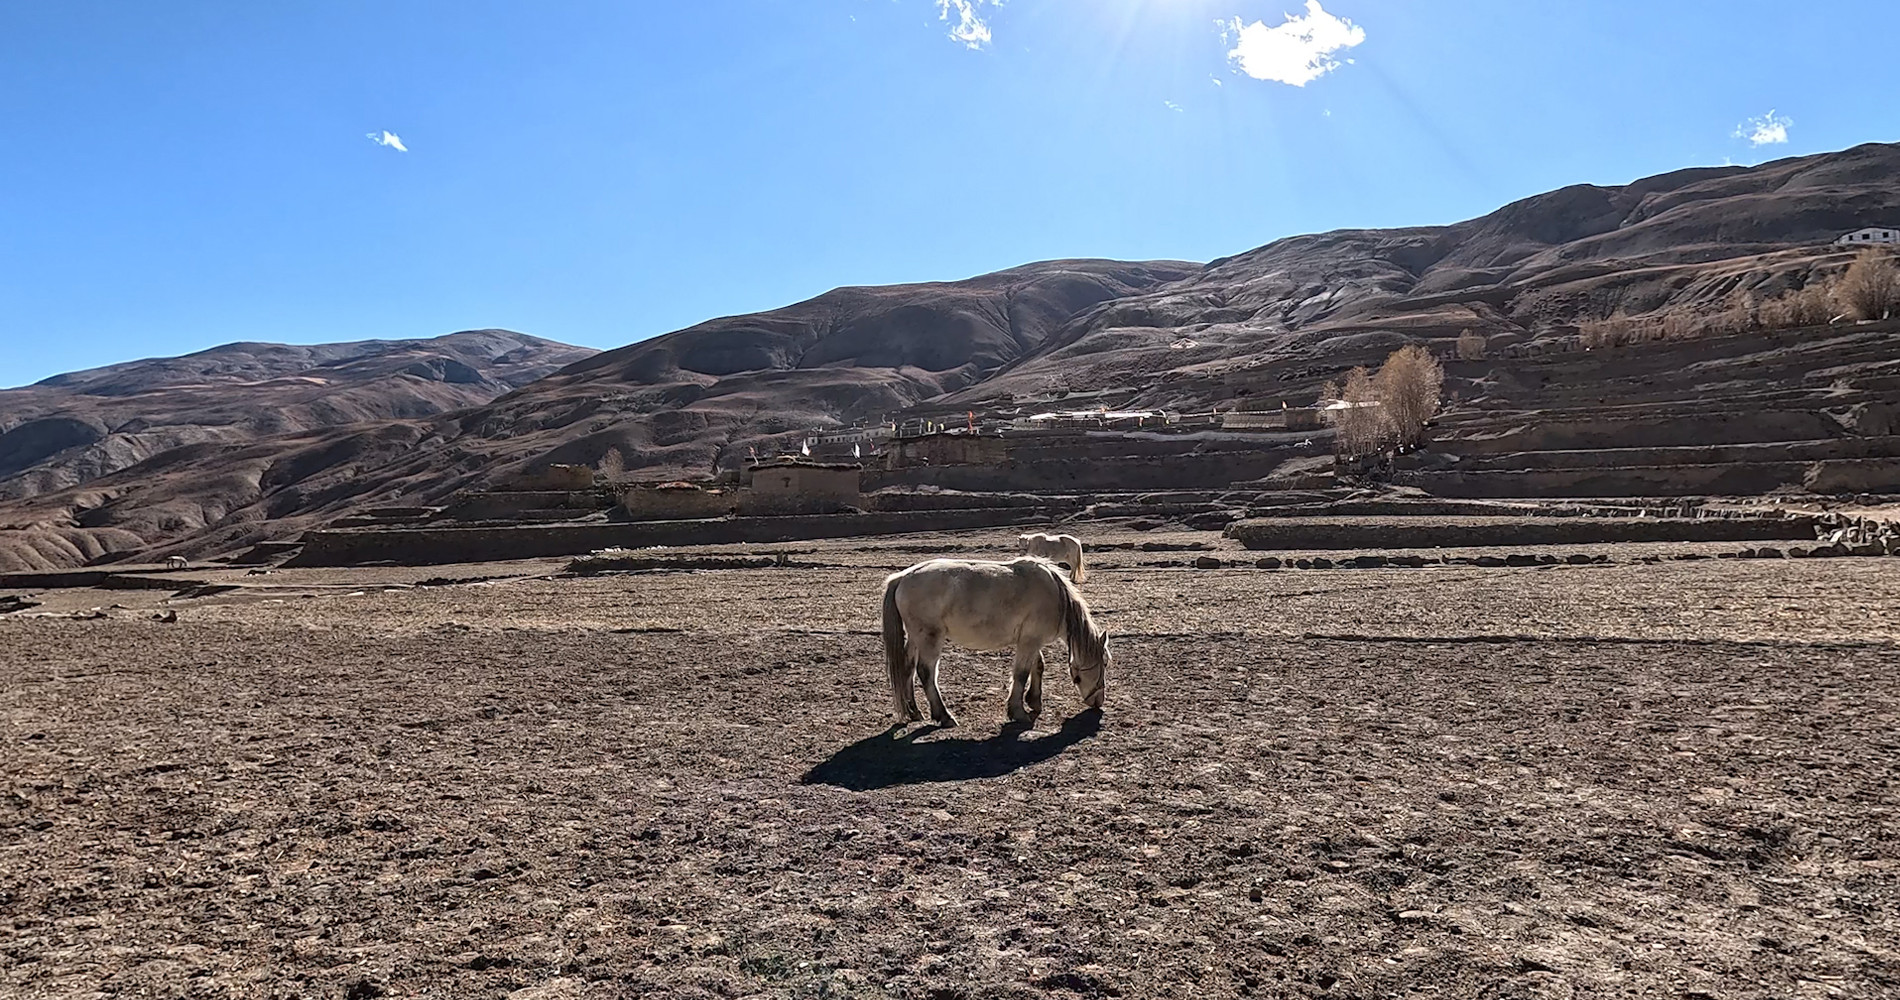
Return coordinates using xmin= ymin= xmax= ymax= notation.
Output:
xmin=1071 ymin=629 xmax=1108 ymax=709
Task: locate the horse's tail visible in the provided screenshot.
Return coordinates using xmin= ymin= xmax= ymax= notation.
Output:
xmin=882 ymin=573 xmax=909 ymax=702
xmin=1070 ymin=538 xmax=1087 ymax=583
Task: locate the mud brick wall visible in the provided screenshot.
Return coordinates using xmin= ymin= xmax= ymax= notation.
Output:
xmin=615 ymin=487 xmax=733 ymax=521
xmin=884 ymin=435 xmax=1008 ymax=469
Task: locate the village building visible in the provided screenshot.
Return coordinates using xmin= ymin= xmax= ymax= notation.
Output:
xmin=1834 ymin=226 xmax=1900 ymax=246
xmin=741 ymin=459 xmax=862 ymax=512
xmin=1012 ymin=409 xmax=1175 ymax=431
xmin=882 ymin=431 xmax=1008 ymax=470
xmin=1220 ymin=407 xmax=1322 ymax=431
xmin=1316 ymin=399 xmax=1383 ymax=425
xmin=614 ymin=481 xmax=731 ymax=521
xmin=795 ymin=426 xmax=888 ymax=461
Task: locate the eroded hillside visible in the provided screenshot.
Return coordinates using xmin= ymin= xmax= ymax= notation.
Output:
xmin=3 ymin=143 xmax=1898 ymax=572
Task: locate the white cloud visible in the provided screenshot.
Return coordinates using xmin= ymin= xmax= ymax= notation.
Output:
xmin=1223 ymin=1 xmax=1366 ymax=87
xmin=1164 ymin=100 xmax=1184 ymax=113
xmin=938 ymin=0 xmax=999 ymax=50
xmin=367 ymin=130 xmax=408 ymax=152
xmin=1734 ymin=109 xmax=1791 ymax=147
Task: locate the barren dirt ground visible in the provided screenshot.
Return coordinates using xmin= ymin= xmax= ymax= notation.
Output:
xmin=4 ymin=531 xmax=1900 ymax=999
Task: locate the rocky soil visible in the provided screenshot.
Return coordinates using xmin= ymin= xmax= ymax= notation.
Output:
xmin=4 ymin=531 xmax=1898 ymax=998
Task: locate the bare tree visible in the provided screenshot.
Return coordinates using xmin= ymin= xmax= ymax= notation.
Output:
xmin=598 ymin=446 xmax=627 ymax=482
xmin=1837 ymin=248 xmax=1900 ymax=321
xmin=1455 ymin=329 xmax=1487 ymax=360
xmin=1374 ymin=344 xmax=1445 ymax=448
xmin=1333 ymin=366 xmax=1388 ymax=457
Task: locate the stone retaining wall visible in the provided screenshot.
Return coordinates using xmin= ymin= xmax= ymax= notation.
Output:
xmin=1402 ymin=463 xmax=1814 ymax=498
xmin=864 ymin=452 xmax=1299 ymax=493
xmin=1439 ymin=436 xmax=1900 ymax=473
xmin=1225 ymin=515 xmax=1822 ymax=551
xmin=442 ymin=490 xmax=613 ymax=521
xmin=289 ymin=507 xmax=1059 ymax=567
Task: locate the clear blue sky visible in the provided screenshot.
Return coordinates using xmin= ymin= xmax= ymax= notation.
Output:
xmin=5 ymin=0 xmax=1898 ymax=388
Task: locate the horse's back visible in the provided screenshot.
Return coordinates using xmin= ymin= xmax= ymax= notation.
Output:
xmin=890 ymin=557 xmax=1065 ymax=648
xmin=893 ymin=557 xmax=1040 ymax=594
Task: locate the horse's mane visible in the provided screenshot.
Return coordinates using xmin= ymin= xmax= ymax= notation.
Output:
xmin=1028 ymin=556 xmax=1104 ymax=665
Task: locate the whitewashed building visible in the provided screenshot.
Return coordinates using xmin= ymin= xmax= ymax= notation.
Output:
xmin=1835 ymin=227 xmax=1900 ymax=246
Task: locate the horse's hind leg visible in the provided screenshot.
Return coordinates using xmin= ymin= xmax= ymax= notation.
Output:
xmin=1026 ymin=649 xmax=1046 ymax=718
xmin=1006 ymin=646 xmax=1039 ymax=724
xmin=913 ymin=631 xmax=956 ymax=728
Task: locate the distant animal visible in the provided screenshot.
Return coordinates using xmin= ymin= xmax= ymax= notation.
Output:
xmin=1017 ymin=532 xmax=1087 ymax=583
xmin=165 ymin=556 xmax=188 ymax=570
xmin=881 ymin=556 xmax=1110 ymax=727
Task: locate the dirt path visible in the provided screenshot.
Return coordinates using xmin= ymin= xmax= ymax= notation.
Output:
xmin=4 ymin=556 xmax=1899 ymax=998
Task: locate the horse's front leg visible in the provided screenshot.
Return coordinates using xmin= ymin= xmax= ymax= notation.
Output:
xmin=914 ymin=631 xmax=956 ymax=728
xmin=1026 ymin=649 xmax=1045 ymax=718
xmin=1006 ymin=646 xmax=1038 ymax=724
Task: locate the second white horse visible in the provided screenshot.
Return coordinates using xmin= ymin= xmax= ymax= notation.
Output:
xmin=1017 ymin=532 xmax=1086 ymax=583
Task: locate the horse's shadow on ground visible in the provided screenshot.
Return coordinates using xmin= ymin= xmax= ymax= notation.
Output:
xmin=800 ymin=710 xmax=1103 ymax=791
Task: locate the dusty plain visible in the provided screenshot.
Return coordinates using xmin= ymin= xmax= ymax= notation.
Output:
xmin=4 ymin=527 xmax=1899 ymax=999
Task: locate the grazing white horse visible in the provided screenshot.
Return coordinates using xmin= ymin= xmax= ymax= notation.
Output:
xmin=1017 ymin=532 xmax=1087 ymax=583
xmin=165 ymin=556 xmax=188 ymax=570
xmin=881 ymin=556 xmax=1109 ymax=727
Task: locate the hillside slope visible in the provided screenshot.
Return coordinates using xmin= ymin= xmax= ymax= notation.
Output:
xmin=951 ymin=142 xmax=1900 ymax=410
xmin=3 ymin=143 xmax=1898 ymax=573
xmin=0 ymin=330 xmax=596 ymax=500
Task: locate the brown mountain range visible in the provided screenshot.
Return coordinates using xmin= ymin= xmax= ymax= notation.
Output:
xmin=3 ymin=142 xmax=1898 ymax=573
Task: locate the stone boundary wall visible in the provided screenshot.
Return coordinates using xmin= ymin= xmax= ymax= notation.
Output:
xmin=863 ymin=491 xmax=1087 ymax=513
xmin=1437 ymin=411 xmax=1843 ymax=456
xmin=864 ymin=452 xmax=1298 ymax=493
xmin=1005 ymin=434 xmax=1308 ymax=463
xmin=443 ymin=490 xmax=613 ymax=521
xmin=0 ymin=570 xmax=205 ymax=591
xmin=288 ymin=507 xmax=1058 ymax=568
xmin=733 ymin=495 xmax=854 ymax=517
xmin=1402 ymin=463 xmax=1814 ymax=498
xmin=615 ymin=487 xmax=733 ymax=522
xmin=1441 ymin=435 xmax=1900 ymax=473
xmin=1804 ymin=459 xmax=1900 ymax=494
xmin=1225 ymin=515 xmax=1822 ymax=551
